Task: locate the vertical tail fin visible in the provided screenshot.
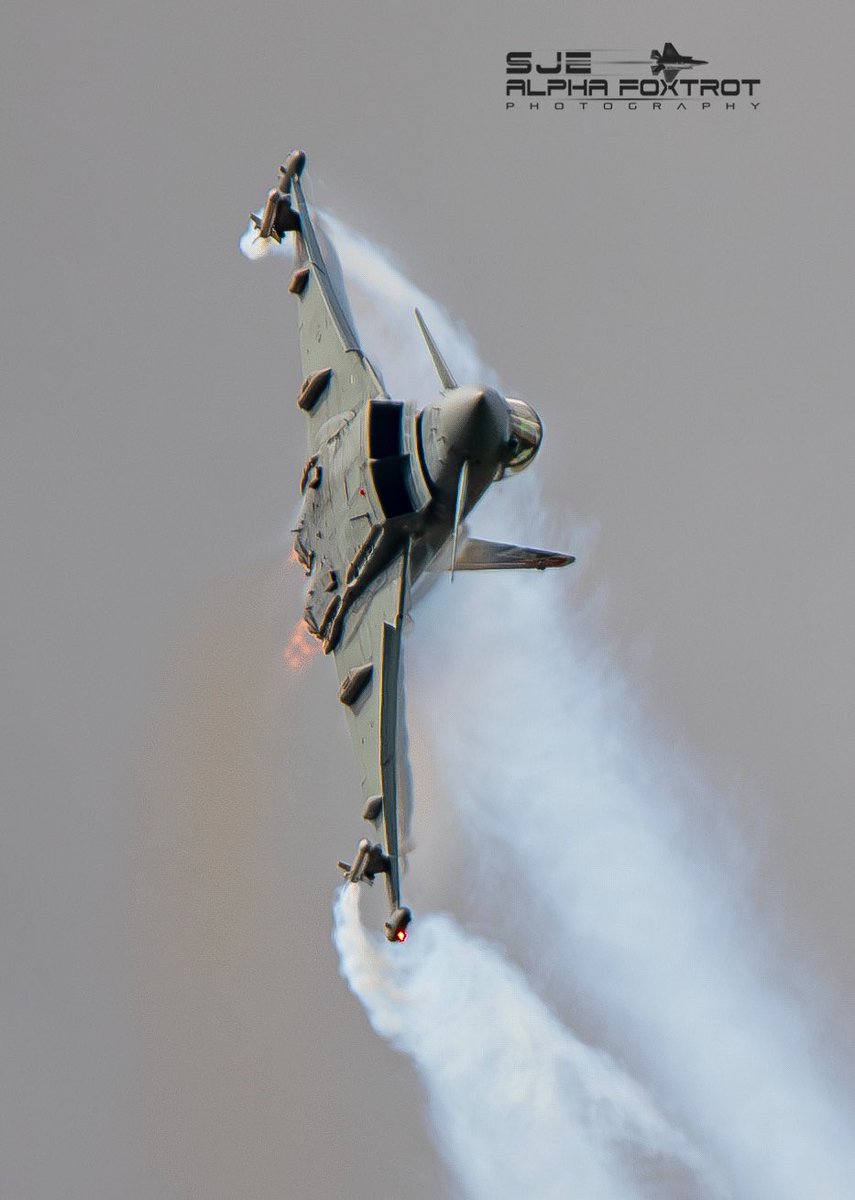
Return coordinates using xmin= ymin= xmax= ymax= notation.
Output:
xmin=414 ymin=308 xmax=458 ymax=391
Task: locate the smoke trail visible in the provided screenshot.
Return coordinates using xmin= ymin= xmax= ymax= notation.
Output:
xmin=334 ymin=887 xmax=721 ymax=1200
xmin=413 ymin=539 xmax=855 ymax=1199
xmin=242 ymin=211 xmax=855 ymax=1196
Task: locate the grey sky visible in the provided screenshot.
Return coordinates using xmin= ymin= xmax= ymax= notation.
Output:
xmin=3 ymin=2 xmax=854 ymax=1197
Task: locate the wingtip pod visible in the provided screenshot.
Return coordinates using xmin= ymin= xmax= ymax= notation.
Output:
xmin=278 ymin=150 xmax=306 ymax=190
xmin=287 ymin=149 xmax=307 ymax=177
xmin=384 ymin=907 xmax=412 ymax=943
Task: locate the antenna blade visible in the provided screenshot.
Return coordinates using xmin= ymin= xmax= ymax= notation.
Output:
xmin=450 ymin=459 xmax=469 ymax=582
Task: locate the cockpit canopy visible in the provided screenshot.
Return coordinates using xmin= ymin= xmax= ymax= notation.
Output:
xmin=505 ymin=399 xmax=543 ymax=473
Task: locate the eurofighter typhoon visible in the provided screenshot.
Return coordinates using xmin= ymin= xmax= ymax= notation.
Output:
xmin=248 ymin=152 xmax=574 ymax=942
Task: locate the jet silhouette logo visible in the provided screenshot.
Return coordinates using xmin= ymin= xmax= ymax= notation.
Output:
xmin=649 ymin=43 xmax=708 ymax=81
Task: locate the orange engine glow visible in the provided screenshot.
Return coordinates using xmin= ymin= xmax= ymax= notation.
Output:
xmin=396 ymin=929 xmax=407 ymax=942
xmin=284 ymin=621 xmax=320 ymax=671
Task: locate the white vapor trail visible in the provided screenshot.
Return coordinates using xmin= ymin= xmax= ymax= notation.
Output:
xmin=334 ymin=887 xmax=720 ymax=1200
xmin=242 ymin=210 xmax=855 ymax=1198
xmin=413 ymin=544 xmax=855 ymax=1199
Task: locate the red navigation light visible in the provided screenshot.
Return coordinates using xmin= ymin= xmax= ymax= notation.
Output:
xmin=396 ymin=929 xmax=407 ymax=942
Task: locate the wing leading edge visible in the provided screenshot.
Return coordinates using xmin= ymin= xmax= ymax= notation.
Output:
xmin=289 ymin=174 xmax=387 ymax=446
xmin=333 ymin=544 xmax=412 ymax=940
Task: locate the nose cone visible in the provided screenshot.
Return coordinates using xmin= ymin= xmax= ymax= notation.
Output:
xmin=437 ymin=386 xmax=510 ymax=464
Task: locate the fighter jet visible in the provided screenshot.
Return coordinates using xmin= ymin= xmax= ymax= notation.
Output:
xmin=249 ymin=152 xmax=574 ymax=942
xmin=650 ymin=42 xmax=708 ymax=83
